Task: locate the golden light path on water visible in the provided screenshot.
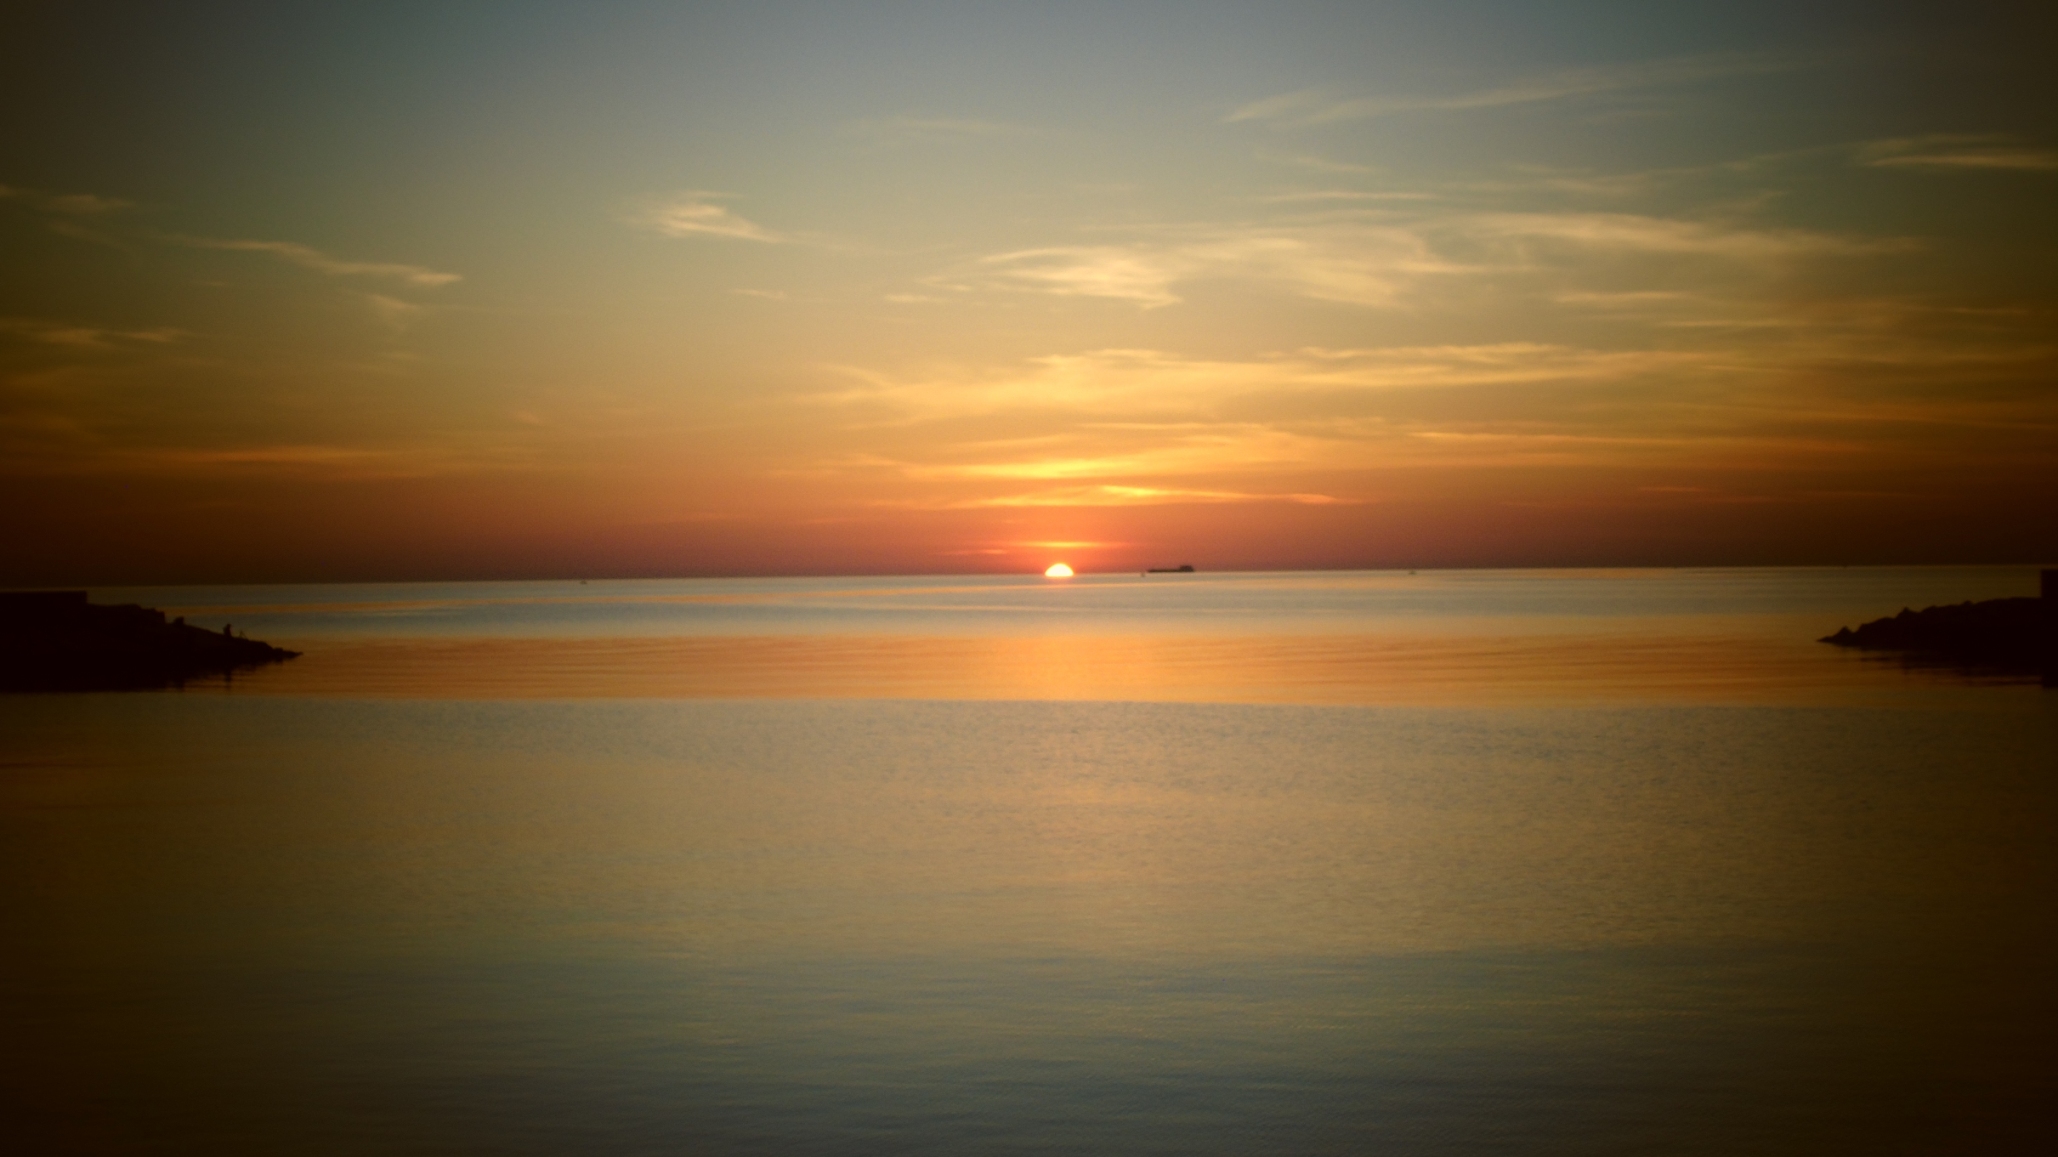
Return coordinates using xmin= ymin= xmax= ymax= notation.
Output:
xmin=203 ymin=630 xmax=2019 ymax=706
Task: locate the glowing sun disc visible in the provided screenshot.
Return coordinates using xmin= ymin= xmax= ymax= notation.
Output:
xmin=1044 ymin=562 xmax=1074 ymax=578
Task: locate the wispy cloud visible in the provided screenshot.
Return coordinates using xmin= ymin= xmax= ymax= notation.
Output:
xmin=963 ymin=203 xmax=1891 ymax=311
xmin=1552 ymin=290 xmax=1700 ymax=317
xmin=0 ymin=184 xmax=136 ymax=248
xmin=900 ymin=484 xmax=1357 ymax=509
xmin=0 ymin=317 xmax=186 ymax=348
xmin=1256 ymin=190 xmax=1433 ymax=204
xmin=813 ymin=356 xmax=1766 ymax=504
xmin=66 ymin=441 xmax=545 ymax=481
xmin=790 ymin=306 xmax=2058 ymax=513
xmin=817 ymin=345 xmax=1715 ymax=424
xmin=979 ymin=246 xmax=1188 ymax=308
xmin=904 ymin=437 xmax=1309 ymax=481
xmin=628 ymin=193 xmax=784 ymax=242
xmin=1464 ymin=212 xmax=1909 ymax=262
xmin=135 ymin=445 xmax=395 ymax=469
xmin=364 ymin=294 xmax=427 ymax=330
xmin=1359 ymin=145 xmax=1831 ymax=205
xmin=1859 ymin=135 xmax=2058 ymax=173
xmin=1228 ymin=52 xmax=1787 ymax=126
xmin=822 ymin=413 xmax=1387 ymax=505
xmin=1227 ymin=91 xmax=1332 ymax=126
xmin=975 ymin=223 xmax=1460 ymax=308
xmin=41 ymin=192 xmax=131 ymax=215
xmin=0 ymin=184 xmax=132 ymax=215
xmin=179 ymin=237 xmax=461 ymax=286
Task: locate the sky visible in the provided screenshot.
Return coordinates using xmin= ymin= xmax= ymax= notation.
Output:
xmin=3 ymin=1 xmax=2054 ymax=582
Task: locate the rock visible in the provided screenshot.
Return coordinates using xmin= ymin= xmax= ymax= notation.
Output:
xmin=1818 ymin=595 xmax=2049 ymax=674
xmin=1 ymin=591 xmax=300 ymax=692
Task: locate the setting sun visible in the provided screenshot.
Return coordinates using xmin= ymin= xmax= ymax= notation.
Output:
xmin=1044 ymin=563 xmax=1074 ymax=579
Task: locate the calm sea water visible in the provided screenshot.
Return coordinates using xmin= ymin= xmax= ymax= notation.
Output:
xmin=5 ymin=568 xmax=2054 ymax=1153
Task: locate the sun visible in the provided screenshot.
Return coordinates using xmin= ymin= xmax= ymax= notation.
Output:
xmin=1044 ymin=562 xmax=1074 ymax=578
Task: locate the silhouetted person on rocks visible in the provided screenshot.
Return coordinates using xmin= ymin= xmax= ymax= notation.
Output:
xmin=2 ymin=597 xmax=297 ymax=691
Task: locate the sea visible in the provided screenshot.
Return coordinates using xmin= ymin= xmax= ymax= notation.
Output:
xmin=4 ymin=567 xmax=2054 ymax=1154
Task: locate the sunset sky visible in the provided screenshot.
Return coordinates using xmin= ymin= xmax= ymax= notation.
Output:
xmin=4 ymin=1 xmax=2053 ymax=582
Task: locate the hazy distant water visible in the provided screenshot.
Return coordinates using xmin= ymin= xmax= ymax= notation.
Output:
xmin=5 ymin=569 xmax=2054 ymax=1153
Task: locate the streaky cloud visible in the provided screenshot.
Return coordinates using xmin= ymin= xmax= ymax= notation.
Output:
xmin=629 ymin=194 xmax=784 ymax=242
xmin=913 ymin=485 xmax=1359 ymax=509
xmin=364 ymin=294 xmax=427 ymax=330
xmin=178 ymin=237 xmax=461 ymax=286
xmin=1225 ymin=90 xmax=1329 ymax=125
xmin=1228 ymin=52 xmax=1790 ymax=126
xmin=978 ymin=246 xmax=1188 ymax=308
xmin=1463 ymin=212 xmax=1911 ymax=261
xmin=0 ymin=184 xmax=133 ymax=215
xmin=965 ymin=204 xmax=1885 ymax=314
xmin=813 ymin=345 xmax=1719 ymax=426
xmin=975 ymin=223 xmax=1458 ymax=309
xmin=1860 ymin=135 xmax=2058 ymax=172
xmin=0 ymin=317 xmax=186 ymax=348
xmin=41 ymin=193 xmax=132 ymax=215
xmin=1257 ymin=191 xmax=1434 ymax=204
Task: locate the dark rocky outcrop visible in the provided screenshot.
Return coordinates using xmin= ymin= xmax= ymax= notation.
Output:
xmin=1820 ymin=590 xmax=2053 ymax=677
xmin=1 ymin=590 xmax=299 ymax=691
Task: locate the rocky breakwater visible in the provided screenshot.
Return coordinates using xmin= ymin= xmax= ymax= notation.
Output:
xmin=1819 ymin=569 xmax=2056 ymax=679
xmin=1 ymin=590 xmax=300 ymax=691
